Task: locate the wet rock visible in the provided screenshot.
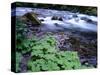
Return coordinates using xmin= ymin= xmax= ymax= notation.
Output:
xmin=68 ymin=36 xmax=80 ymax=45
xmin=40 ymin=19 xmax=44 ymax=21
xmin=81 ymin=17 xmax=97 ymax=24
xmin=58 ymin=17 xmax=63 ymax=21
xmin=55 ymin=33 xmax=73 ymax=51
xmin=51 ymin=16 xmax=63 ymax=21
xmin=51 ymin=16 xmax=58 ymax=20
xmin=23 ymin=12 xmax=41 ymax=25
xmin=66 ymin=34 xmax=97 ymax=67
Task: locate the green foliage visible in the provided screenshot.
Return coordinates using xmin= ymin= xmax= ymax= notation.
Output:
xmin=27 ymin=35 xmax=81 ymax=71
xmin=15 ymin=19 xmax=30 ymax=72
xmin=16 ymin=19 xmax=32 ymax=53
xmin=16 ymin=52 xmax=22 ymax=72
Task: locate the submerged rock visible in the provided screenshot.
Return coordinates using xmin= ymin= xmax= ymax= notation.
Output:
xmin=40 ymin=19 xmax=44 ymax=22
xmin=72 ymin=14 xmax=78 ymax=18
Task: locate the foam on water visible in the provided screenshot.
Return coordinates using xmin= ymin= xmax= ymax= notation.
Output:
xmin=14 ymin=7 xmax=97 ymax=32
xmin=39 ymin=16 xmax=97 ymax=32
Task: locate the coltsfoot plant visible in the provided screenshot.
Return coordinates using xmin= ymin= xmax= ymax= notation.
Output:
xmin=27 ymin=35 xmax=81 ymax=72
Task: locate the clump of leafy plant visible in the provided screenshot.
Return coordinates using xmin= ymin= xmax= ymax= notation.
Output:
xmin=16 ymin=19 xmax=32 ymax=53
xmin=27 ymin=35 xmax=81 ymax=72
xmin=16 ymin=19 xmax=30 ymax=72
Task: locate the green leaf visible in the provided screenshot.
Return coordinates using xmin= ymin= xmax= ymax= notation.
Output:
xmin=16 ymin=52 xmax=22 ymax=72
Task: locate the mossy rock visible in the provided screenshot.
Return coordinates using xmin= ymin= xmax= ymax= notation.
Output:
xmin=23 ymin=12 xmax=41 ymax=25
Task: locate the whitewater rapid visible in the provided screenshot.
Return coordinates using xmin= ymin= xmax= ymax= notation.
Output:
xmin=12 ymin=7 xmax=97 ymax=32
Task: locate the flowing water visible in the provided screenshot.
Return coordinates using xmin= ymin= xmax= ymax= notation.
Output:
xmin=12 ymin=7 xmax=97 ymax=32
xmin=12 ymin=7 xmax=97 ymax=68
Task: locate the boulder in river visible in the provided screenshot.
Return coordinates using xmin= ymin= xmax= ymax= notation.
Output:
xmin=23 ymin=12 xmax=41 ymax=25
xmin=81 ymin=17 xmax=97 ymax=24
xmin=51 ymin=16 xmax=63 ymax=21
xmin=58 ymin=17 xmax=63 ymax=21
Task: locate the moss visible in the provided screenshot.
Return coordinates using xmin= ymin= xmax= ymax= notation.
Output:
xmin=23 ymin=12 xmax=41 ymax=25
